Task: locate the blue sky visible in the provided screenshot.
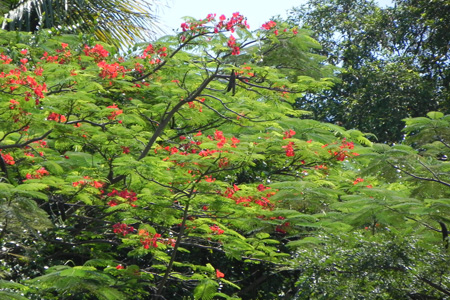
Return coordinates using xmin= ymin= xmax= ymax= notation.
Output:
xmin=156 ymin=0 xmax=393 ymax=36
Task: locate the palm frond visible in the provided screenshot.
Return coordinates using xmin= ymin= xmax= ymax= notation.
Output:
xmin=1 ymin=0 xmax=167 ymax=47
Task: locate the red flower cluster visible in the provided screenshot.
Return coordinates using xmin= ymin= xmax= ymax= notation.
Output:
xmin=353 ymin=177 xmax=364 ymax=185
xmin=138 ymin=229 xmax=162 ymax=249
xmin=72 ymin=176 xmax=104 ymax=188
xmin=210 ymin=225 xmax=225 ymax=235
xmin=180 ymin=12 xmax=249 ymax=34
xmin=204 ymin=175 xmax=216 ymax=182
xmin=47 ymin=112 xmax=67 ymax=123
xmin=179 ymin=12 xmax=248 ymax=53
xmin=212 ymin=129 xmax=240 ymax=148
xmin=332 ymin=139 xmax=359 ymax=161
xmin=261 ymin=20 xmax=277 ymax=30
xmin=25 ymin=167 xmax=49 ymax=180
xmin=282 ymin=141 xmax=295 ymax=157
xmin=223 ymin=183 xmax=275 ymax=209
xmin=0 ymin=53 xmax=12 ymax=64
xmin=121 ymin=146 xmax=130 ymax=154
xmin=223 ymin=184 xmax=240 ymax=198
xmin=283 ymin=129 xmax=295 ymax=139
xmin=142 ymin=44 xmax=168 ymax=64
xmin=275 ymin=222 xmax=290 ymax=234
xmin=27 ymin=75 xmax=47 ymax=101
xmin=216 ymin=12 xmax=249 ymax=32
xmin=257 ymin=184 xmax=270 ymax=192
xmin=187 ymin=100 xmax=203 ymax=112
xmin=113 ymin=223 xmax=135 ymax=236
xmin=237 ymin=65 xmax=255 ymax=80
xmin=97 ymin=61 xmax=127 ymax=79
xmin=106 ymin=104 xmax=123 ymax=120
xmin=218 ymin=157 xmax=229 ymax=168
xmin=83 ymin=44 xmax=109 ymax=62
xmin=1 ymin=152 xmax=15 ymax=165
xmin=216 ymin=269 xmax=225 ymax=278
xmin=107 ymin=189 xmax=137 ymax=207
xmin=227 ymin=35 xmax=240 ymax=55
xmin=353 ymin=177 xmax=373 ymax=188
xmin=0 ymin=69 xmax=47 ymax=104
xmin=41 ymin=52 xmax=59 ymax=63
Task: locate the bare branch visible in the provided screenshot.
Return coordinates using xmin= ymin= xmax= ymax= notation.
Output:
xmin=0 ymin=130 xmax=53 ymax=150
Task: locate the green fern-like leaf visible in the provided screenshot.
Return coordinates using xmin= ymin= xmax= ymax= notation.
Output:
xmin=193 ymin=279 xmax=219 ymax=300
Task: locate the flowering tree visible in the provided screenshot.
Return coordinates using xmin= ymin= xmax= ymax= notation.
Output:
xmin=3 ymin=12 xmax=447 ymax=300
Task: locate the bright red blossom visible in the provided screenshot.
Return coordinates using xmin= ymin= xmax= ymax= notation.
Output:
xmin=262 ymin=20 xmax=277 ymax=30
xmin=210 ymin=225 xmax=224 ymax=235
xmin=283 ymin=129 xmax=295 ymax=139
xmin=121 ymin=146 xmax=130 ymax=154
xmin=107 ymin=104 xmax=123 ymax=120
xmin=138 ymin=230 xmax=162 ymax=249
xmin=216 ymin=269 xmax=225 ymax=278
xmin=47 ymin=112 xmax=67 ymax=123
xmin=72 ymin=176 xmax=104 ymax=189
xmin=1 ymin=152 xmax=15 ymax=165
xmin=0 ymin=53 xmax=12 ymax=64
xmin=97 ymin=61 xmax=127 ymax=80
xmin=107 ymin=189 xmax=138 ymax=207
xmin=353 ymin=178 xmax=364 ymax=185
xmin=25 ymin=167 xmax=49 ymax=180
xmin=113 ymin=223 xmax=135 ymax=236
xmin=282 ymin=141 xmax=295 ymax=157
xmin=83 ymin=44 xmax=109 ymax=61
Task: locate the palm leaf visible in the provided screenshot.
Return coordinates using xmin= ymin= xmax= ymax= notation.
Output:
xmin=2 ymin=0 xmax=167 ymax=47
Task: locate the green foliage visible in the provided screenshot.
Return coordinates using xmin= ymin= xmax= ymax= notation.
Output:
xmin=1 ymin=11 xmax=449 ymax=300
xmin=289 ymin=0 xmax=450 ymax=143
xmin=26 ymin=266 xmax=126 ymax=299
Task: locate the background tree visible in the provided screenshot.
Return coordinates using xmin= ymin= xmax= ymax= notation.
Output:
xmin=289 ymin=0 xmax=450 ymax=143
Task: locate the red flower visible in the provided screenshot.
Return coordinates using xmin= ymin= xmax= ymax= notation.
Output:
xmin=140 ymin=232 xmax=161 ymax=249
xmin=283 ymin=129 xmax=295 ymax=139
xmin=107 ymin=189 xmax=138 ymax=206
xmin=205 ymin=176 xmax=216 ymax=183
xmin=282 ymin=141 xmax=295 ymax=157
xmin=47 ymin=112 xmax=67 ymax=123
xmin=84 ymin=44 xmax=109 ymax=61
xmin=218 ymin=157 xmax=229 ymax=168
xmin=107 ymin=103 xmax=123 ymax=120
xmin=34 ymin=67 xmax=44 ymax=76
xmin=1 ymin=153 xmax=15 ymax=165
xmin=113 ymin=223 xmax=135 ymax=236
xmin=25 ymin=167 xmax=49 ymax=180
xmin=121 ymin=146 xmax=130 ymax=154
xmin=231 ymin=136 xmax=240 ymax=148
xmin=210 ymin=225 xmax=224 ymax=235
xmin=353 ymin=178 xmax=364 ymax=185
xmin=216 ymin=269 xmax=225 ymax=278
xmin=116 ymin=265 xmax=125 ymax=270
xmin=261 ymin=20 xmax=277 ymax=30
xmin=257 ymin=184 xmax=270 ymax=191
